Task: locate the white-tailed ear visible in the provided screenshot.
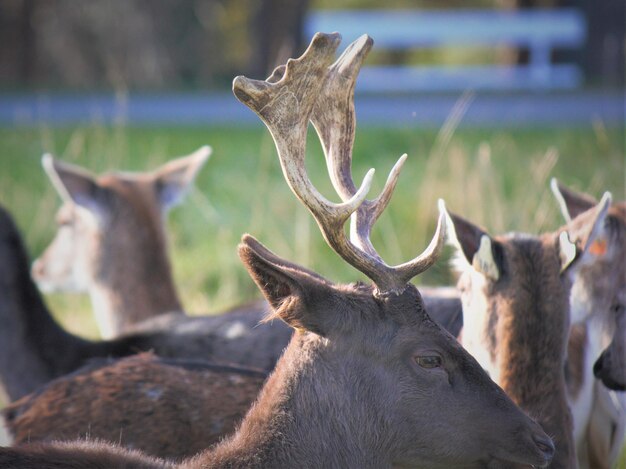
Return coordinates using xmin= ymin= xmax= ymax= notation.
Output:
xmin=558 ymin=231 xmax=577 ymax=272
xmin=153 ymin=145 xmax=211 ymax=210
xmin=560 ymin=191 xmax=612 ymax=273
xmin=42 ymin=154 xmax=107 ymax=217
xmin=550 ymin=178 xmax=598 ymax=223
xmin=444 ymin=205 xmax=499 ymax=280
xmin=472 ymin=235 xmax=500 ymax=281
xmin=579 ymin=191 xmax=612 ymax=259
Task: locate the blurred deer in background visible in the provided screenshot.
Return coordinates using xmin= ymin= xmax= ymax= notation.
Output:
xmin=551 ymin=180 xmax=626 ymax=468
xmin=32 ymin=147 xmax=210 ymax=338
xmin=445 ymin=194 xmax=612 ymax=468
xmin=0 ymin=203 xmax=291 ymax=402
xmin=35 ymin=145 xmax=463 ymax=339
xmin=3 ymin=353 xmax=266 ymax=459
xmin=0 ymin=32 xmax=555 ymax=469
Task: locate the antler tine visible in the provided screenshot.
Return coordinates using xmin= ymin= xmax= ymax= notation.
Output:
xmin=233 ymin=32 xmax=382 ymax=270
xmin=310 ymin=35 xmax=445 ymax=292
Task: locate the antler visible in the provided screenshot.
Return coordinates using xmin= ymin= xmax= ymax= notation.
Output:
xmin=233 ymin=32 xmax=445 ymax=294
xmin=310 ymin=34 xmax=447 ymax=292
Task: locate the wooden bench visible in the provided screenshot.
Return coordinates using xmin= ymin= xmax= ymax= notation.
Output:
xmin=305 ymin=9 xmax=586 ymax=92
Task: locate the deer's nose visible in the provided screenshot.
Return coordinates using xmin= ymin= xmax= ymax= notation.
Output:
xmin=593 ymin=352 xmax=605 ymax=377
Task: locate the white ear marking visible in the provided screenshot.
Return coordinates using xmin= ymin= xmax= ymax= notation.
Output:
xmin=472 ymin=235 xmax=500 ymax=281
xmin=559 ymin=231 xmax=577 ymax=273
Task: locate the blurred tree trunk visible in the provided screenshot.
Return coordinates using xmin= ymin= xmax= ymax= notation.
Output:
xmin=578 ymin=0 xmax=624 ymax=86
xmin=0 ymin=0 xmax=36 ymax=86
xmin=510 ymin=0 xmax=624 ymax=87
xmin=250 ymin=0 xmax=310 ymax=77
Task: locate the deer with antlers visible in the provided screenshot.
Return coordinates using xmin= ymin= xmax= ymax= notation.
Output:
xmin=0 ymin=32 xmax=554 ymax=469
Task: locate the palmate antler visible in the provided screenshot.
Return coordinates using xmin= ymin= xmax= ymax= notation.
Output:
xmin=233 ymin=32 xmax=446 ymax=294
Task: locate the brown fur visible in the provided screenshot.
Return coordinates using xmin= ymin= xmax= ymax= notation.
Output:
xmin=0 ymin=235 xmax=555 ymax=468
xmin=0 ymin=204 xmax=291 ymax=401
xmin=566 ymin=323 xmax=587 ymax=399
xmin=449 ymin=211 xmax=583 ymax=468
xmin=4 ymin=353 xmax=266 ymax=460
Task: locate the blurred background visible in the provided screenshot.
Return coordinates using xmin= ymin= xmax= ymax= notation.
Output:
xmin=0 ymin=0 xmax=623 ymax=91
xmin=0 ymin=0 xmax=624 ymax=340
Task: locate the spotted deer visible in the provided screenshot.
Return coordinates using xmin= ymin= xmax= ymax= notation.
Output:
xmin=445 ymin=194 xmax=613 ymax=468
xmin=0 ymin=203 xmax=291 ymax=402
xmin=0 ymin=32 xmax=555 ymax=469
xmin=32 ymin=147 xmax=211 ymax=338
xmin=551 ymin=180 xmax=626 ymax=467
xmin=3 ymin=353 xmax=267 ymax=460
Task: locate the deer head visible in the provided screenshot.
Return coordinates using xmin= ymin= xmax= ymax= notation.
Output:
xmin=230 ymin=32 xmax=555 ymax=468
xmin=551 ymin=179 xmax=626 ymax=392
xmin=446 ymin=193 xmax=611 ymax=468
xmin=32 ymin=147 xmax=210 ymax=337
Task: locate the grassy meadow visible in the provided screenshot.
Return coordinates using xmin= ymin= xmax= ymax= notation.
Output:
xmin=1 ymin=122 xmax=624 ymax=336
xmin=1 ymin=122 xmax=623 ymax=339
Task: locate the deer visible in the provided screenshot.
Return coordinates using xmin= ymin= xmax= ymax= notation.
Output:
xmin=3 ymin=353 xmax=267 ymax=460
xmin=0 ymin=32 xmax=555 ymax=469
xmin=33 ymin=145 xmax=462 ymax=340
xmin=0 ymin=202 xmax=292 ymax=402
xmin=445 ymin=191 xmax=613 ymax=468
xmin=33 ymin=147 xmax=209 ymax=338
xmin=550 ymin=180 xmax=626 ymax=467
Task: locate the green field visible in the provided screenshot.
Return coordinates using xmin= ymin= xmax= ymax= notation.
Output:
xmin=1 ymin=123 xmax=624 ymax=337
xmin=0 ymin=123 xmax=625 ymax=465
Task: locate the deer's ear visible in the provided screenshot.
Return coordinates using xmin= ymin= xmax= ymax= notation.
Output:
xmin=42 ymin=154 xmax=108 ymax=218
xmin=154 ymin=146 xmax=211 ymax=210
xmin=551 ymin=178 xmax=598 ymax=222
xmin=560 ymin=192 xmax=612 ymax=273
xmin=445 ymin=209 xmax=501 ymax=281
xmin=238 ymin=234 xmax=338 ymax=337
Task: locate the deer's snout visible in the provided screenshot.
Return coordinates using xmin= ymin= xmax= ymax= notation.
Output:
xmin=594 ymin=351 xmax=626 ymax=391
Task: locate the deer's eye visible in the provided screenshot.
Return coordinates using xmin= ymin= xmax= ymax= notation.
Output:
xmin=415 ymin=355 xmax=442 ymax=369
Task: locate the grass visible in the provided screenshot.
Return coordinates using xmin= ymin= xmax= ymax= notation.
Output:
xmin=0 ymin=122 xmax=623 ymax=336
xmin=0 ymin=122 xmax=625 ymax=464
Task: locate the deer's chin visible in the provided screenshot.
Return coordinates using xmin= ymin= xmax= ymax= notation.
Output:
xmin=485 ymin=453 xmax=551 ymax=469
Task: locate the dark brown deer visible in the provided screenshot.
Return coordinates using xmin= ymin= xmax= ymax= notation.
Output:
xmin=32 ymin=148 xmax=210 ymax=338
xmin=551 ymin=180 xmax=626 ymax=467
xmin=0 ymin=203 xmax=291 ymax=402
xmin=0 ymin=32 xmax=554 ymax=469
xmin=3 ymin=353 xmax=266 ymax=460
xmin=445 ymin=192 xmax=612 ymax=468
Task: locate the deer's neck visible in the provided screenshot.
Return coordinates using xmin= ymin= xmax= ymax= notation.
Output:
xmin=190 ymin=333 xmax=392 ymax=469
xmin=497 ymin=287 xmax=576 ymax=468
xmin=90 ymin=230 xmax=183 ymax=338
xmin=0 ymin=227 xmax=90 ymax=401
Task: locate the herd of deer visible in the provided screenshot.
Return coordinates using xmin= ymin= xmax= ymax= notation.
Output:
xmin=0 ymin=33 xmax=623 ymax=468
